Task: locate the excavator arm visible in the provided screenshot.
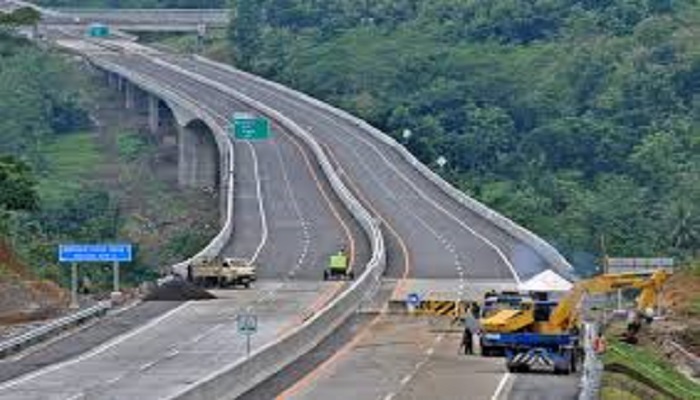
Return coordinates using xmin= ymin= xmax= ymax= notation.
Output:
xmin=546 ymin=269 xmax=670 ymax=332
xmin=480 ymin=270 xmax=670 ymax=335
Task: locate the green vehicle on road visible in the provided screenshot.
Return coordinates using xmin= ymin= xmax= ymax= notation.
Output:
xmin=323 ymin=250 xmax=354 ymax=281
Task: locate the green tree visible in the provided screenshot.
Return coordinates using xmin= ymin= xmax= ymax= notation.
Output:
xmin=0 ymin=156 xmax=38 ymax=212
xmin=229 ymin=0 xmax=262 ymax=68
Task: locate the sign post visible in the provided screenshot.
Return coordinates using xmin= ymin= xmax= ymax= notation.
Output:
xmin=71 ymin=263 xmax=78 ymax=309
xmin=59 ymin=244 xmax=133 ymax=307
xmin=237 ymin=314 xmax=258 ymax=358
xmin=113 ymin=261 xmax=120 ymax=293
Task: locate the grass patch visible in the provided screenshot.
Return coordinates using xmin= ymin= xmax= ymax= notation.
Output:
xmin=37 ymin=132 xmax=102 ymax=204
xmin=600 ymin=386 xmax=642 ymax=400
xmin=116 ymin=131 xmax=148 ymax=161
xmin=603 ymin=339 xmax=700 ymax=399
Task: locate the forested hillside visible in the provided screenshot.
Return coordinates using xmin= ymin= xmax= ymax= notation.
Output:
xmin=227 ymin=0 xmax=700 ymax=273
xmin=0 ymin=14 xmax=215 ymax=290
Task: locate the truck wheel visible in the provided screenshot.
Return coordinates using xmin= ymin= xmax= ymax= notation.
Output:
xmin=244 ymin=281 xmax=251 ymax=289
xmin=323 ymin=270 xmax=329 ymax=281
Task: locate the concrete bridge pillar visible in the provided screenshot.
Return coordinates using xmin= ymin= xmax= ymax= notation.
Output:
xmin=107 ymin=72 xmax=118 ymax=89
xmin=148 ymin=95 xmax=160 ymax=136
xmin=177 ymin=121 xmax=219 ymax=189
xmin=124 ymin=81 xmax=135 ymax=110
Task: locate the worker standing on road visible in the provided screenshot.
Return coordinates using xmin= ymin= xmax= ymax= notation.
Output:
xmin=461 ymin=326 xmax=473 ymax=355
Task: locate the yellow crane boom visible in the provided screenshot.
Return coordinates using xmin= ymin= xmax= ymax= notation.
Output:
xmin=545 ymin=269 xmax=670 ymax=333
xmin=480 ymin=269 xmax=670 ymax=335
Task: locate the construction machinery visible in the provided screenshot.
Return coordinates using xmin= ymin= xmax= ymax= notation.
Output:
xmin=479 ymin=270 xmax=670 ymax=374
xmin=188 ymin=257 xmax=256 ymax=289
xmin=323 ymin=249 xmax=354 ymax=281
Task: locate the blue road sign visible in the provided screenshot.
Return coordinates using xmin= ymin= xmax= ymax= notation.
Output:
xmin=59 ymin=244 xmax=133 ymax=263
xmin=407 ymin=293 xmax=421 ymax=307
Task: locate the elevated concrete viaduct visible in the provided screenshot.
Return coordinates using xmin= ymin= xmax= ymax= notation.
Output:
xmin=102 ymin=69 xmax=222 ymax=191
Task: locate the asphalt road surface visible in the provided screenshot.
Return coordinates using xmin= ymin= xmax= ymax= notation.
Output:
xmin=160 ymin=56 xmax=552 ymax=285
xmin=273 ymin=314 xmax=510 ymax=400
xmin=88 ymin=50 xmax=369 ymax=280
xmin=0 ymin=282 xmax=344 ymax=399
xmin=242 ymin=313 xmax=580 ymax=400
xmin=0 ymin=302 xmax=181 ymax=384
xmin=0 ymin=37 xmax=368 ymax=400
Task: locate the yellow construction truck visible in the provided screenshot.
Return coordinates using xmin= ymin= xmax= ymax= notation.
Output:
xmin=478 ymin=270 xmax=669 ymax=373
xmin=188 ymin=257 xmax=257 ymax=289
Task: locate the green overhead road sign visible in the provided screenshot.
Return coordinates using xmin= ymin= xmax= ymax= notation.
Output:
xmin=230 ymin=115 xmax=270 ymax=140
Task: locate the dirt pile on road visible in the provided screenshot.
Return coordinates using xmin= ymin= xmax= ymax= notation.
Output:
xmin=142 ymin=278 xmax=216 ymax=301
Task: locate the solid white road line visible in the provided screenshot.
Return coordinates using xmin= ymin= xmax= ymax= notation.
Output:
xmin=0 ymin=302 xmax=192 ymax=392
xmin=245 ymin=140 xmax=269 ymax=266
xmin=491 ymin=373 xmax=512 ymax=400
xmin=273 ymin=139 xmax=311 ymax=276
xmin=185 ymin=59 xmax=522 ymax=283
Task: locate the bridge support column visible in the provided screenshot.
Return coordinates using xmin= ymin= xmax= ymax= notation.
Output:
xmin=117 ymin=75 xmax=125 ymax=93
xmin=107 ymin=72 xmax=118 ymax=89
xmin=177 ymin=123 xmax=218 ymax=189
xmin=148 ymin=95 xmax=160 ymax=136
xmin=124 ymin=81 xmax=135 ymax=110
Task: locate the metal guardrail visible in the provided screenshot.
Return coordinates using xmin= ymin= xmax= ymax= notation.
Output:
xmin=0 ymin=301 xmax=111 ymax=358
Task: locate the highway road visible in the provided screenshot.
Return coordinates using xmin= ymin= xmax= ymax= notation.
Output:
xmin=0 ymin=22 xmax=575 ymax=398
xmin=82 ymin=49 xmax=369 ymax=279
xmin=156 ymin=56 xmax=553 ymax=288
xmin=242 ymin=313 xmax=580 ymax=400
xmin=0 ymin=37 xmax=369 ymax=399
xmin=44 ymin=8 xmax=228 ymax=27
xmin=0 ymin=284 xmax=343 ymax=399
xmin=250 ymin=314 xmax=511 ymax=400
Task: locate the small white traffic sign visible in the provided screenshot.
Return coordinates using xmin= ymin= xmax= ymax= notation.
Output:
xmin=237 ymin=314 xmax=257 ymax=335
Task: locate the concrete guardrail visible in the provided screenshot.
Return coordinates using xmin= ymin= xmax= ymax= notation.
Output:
xmin=87 ymin=56 xmax=236 ymax=278
xmin=84 ymin=50 xmax=385 ymax=399
xmin=140 ymin=53 xmax=386 ymax=400
xmin=194 ymin=55 xmax=575 ymax=279
xmin=0 ymin=301 xmax=111 ymax=359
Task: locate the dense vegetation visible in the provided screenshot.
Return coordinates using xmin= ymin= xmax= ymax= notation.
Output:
xmin=0 ymin=29 xmax=119 ymax=283
xmin=228 ymin=0 xmax=700 ymax=273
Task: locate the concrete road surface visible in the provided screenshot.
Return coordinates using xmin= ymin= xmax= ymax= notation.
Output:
xmin=0 ymin=282 xmax=344 ymax=400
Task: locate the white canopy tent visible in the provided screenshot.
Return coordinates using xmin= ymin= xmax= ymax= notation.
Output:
xmin=519 ymin=269 xmax=573 ymax=292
